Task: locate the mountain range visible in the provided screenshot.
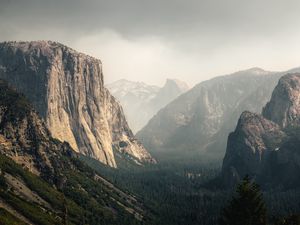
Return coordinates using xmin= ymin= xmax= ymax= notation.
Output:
xmin=0 ymin=40 xmax=299 ymax=224
xmin=106 ymin=78 xmax=189 ymax=133
xmin=137 ymin=68 xmax=300 ymax=162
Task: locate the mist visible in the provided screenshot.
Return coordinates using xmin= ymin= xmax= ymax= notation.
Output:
xmin=1 ymin=0 xmax=300 ymax=85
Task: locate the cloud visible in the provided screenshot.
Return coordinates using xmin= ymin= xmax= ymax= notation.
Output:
xmin=1 ymin=0 xmax=300 ymax=85
xmin=72 ymin=30 xmax=200 ymax=85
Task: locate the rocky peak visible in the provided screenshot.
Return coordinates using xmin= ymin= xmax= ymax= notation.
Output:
xmin=150 ymin=78 xmax=189 ymax=110
xmin=262 ymin=73 xmax=300 ymax=128
xmin=0 ymin=41 xmax=155 ymax=167
xmin=222 ymin=73 xmax=300 ymax=187
xmin=222 ymin=111 xmax=285 ymax=184
xmin=106 ymin=78 xmax=188 ymax=133
xmin=164 ymin=79 xmax=190 ymax=92
xmin=107 ymin=79 xmax=160 ymax=101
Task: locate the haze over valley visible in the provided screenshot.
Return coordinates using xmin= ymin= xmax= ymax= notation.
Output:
xmin=1 ymin=1 xmax=300 ymax=225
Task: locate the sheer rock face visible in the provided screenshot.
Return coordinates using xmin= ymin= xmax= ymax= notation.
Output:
xmin=222 ymin=111 xmax=285 ymax=185
xmin=263 ymin=73 xmax=300 ymax=128
xmin=0 ymin=41 xmax=154 ymax=167
xmin=0 ymin=79 xmax=70 ymax=177
xmin=222 ymin=73 xmax=300 ymax=187
xmin=137 ymin=68 xmax=283 ymax=160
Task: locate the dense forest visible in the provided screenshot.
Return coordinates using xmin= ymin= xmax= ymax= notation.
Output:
xmin=81 ymin=155 xmax=300 ymax=225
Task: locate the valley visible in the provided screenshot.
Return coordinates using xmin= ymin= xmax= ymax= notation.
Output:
xmin=0 ymin=41 xmax=299 ymax=225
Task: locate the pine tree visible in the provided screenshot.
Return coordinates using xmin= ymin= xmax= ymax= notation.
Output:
xmin=275 ymin=214 xmax=300 ymax=225
xmin=219 ymin=176 xmax=267 ymax=225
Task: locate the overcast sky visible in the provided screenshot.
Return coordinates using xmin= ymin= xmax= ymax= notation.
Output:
xmin=1 ymin=0 xmax=300 ymax=86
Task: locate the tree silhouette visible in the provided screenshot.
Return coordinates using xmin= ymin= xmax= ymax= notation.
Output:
xmin=219 ymin=176 xmax=267 ymax=225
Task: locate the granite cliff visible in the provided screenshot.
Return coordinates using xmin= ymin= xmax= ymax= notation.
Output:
xmin=0 ymin=41 xmax=154 ymax=167
xmin=0 ymin=79 xmax=147 ymax=224
xmin=222 ymin=73 xmax=300 ymax=188
xmin=137 ymin=68 xmax=284 ymax=161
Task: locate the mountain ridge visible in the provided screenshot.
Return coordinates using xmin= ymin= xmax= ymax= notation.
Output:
xmin=0 ymin=40 xmax=155 ymax=167
xmin=107 ymin=77 xmax=189 ymax=133
xmin=136 ymin=67 xmax=290 ymax=161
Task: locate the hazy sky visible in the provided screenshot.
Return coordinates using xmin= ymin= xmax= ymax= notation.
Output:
xmin=1 ymin=0 xmax=300 ymax=86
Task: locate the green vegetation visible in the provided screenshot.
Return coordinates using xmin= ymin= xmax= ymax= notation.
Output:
xmin=0 ymin=78 xmax=299 ymax=225
xmin=82 ymin=155 xmax=300 ymax=225
xmin=82 ymin=155 xmax=228 ymax=225
xmin=219 ymin=176 xmax=267 ymax=225
xmin=0 ymin=79 xmax=146 ymax=225
xmin=274 ymin=214 xmax=300 ymax=225
xmin=0 ymin=154 xmax=145 ymax=225
xmin=0 ymin=80 xmax=32 ymax=120
xmin=0 ymin=208 xmax=27 ymax=225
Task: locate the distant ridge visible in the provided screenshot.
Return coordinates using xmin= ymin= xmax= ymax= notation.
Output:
xmin=107 ymin=78 xmax=189 ymax=133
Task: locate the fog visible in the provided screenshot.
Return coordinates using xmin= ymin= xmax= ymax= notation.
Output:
xmin=1 ymin=0 xmax=300 ymax=85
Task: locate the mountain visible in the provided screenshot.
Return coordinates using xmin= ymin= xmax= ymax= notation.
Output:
xmin=262 ymin=73 xmax=300 ymax=128
xmin=137 ymin=68 xmax=286 ymax=161
xmin=0 ymin=41 xmax=155 ymax=167
xmin=222 ymin=73 xmax=300 ymax=188
xmin=107 ymin=78 xmax=189 ymax=133
xmin=0 ymin=79 xmax=148 ymax=225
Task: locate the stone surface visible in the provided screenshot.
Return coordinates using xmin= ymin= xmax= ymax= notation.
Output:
xmin=222 ymin=111 xmax=285 ymax=186
xmin=0 ymin=41 xmax=154 ymax=167
xmin=263 ymin=73 xmax=300 ymax=128
xmin=137 ymin=68 xmax=284 ymax=160
xmin=222 ymin=73 xmax=300 ymax=188
xmin=107 ymin=78 xmax=189 ymax=133
xmin=0 ymin=79 xmax=68 ymax=176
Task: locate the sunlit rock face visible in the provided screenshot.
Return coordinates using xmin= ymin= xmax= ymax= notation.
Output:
xmin=0 ymin=41 xmax=155 ymax=167
xmin=222 ymin=73 xmax=300 ymax=188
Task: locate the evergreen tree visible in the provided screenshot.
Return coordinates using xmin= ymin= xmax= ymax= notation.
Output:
xmin=219 ymin=176 xmax=267 ymax=225
xmin=275 ymin=214 xmax=300 ymax=225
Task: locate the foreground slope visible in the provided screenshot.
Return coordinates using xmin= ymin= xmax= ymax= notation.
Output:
xmin=222 ymin=73 xmax=300 ymax=188
xmin=0 ymin=80 xmax=148 ymax=224
xmin=0 ymin=41 xmax=154 ymax=167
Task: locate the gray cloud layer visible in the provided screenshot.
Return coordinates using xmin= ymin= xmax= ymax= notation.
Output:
xmin=1 ymin=0 xmax=300 ymax=85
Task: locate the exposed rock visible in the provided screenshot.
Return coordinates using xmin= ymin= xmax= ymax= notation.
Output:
xmin=263 ymin=73 xmax=300 ymax=128
xmin=106 ymin=78 xmax=189 ymax=133
xmin=222 ymin=111 xmax=285 ymax=186
xmin=0 ymin=41 xmax=154 ymax=167
xmin=0 ymin=80 xmax=149 ymax=223
xmin=0 ymin=79 xmax=71 ymax=177
xmin=150 ymin=79 xmax=190 ymax=113
xmin=222 ymin=73 xmax=300 ymax=188
xmin=137 ymin=68 xmax=284 ymax=160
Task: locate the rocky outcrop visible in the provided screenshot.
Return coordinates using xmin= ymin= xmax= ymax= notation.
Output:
xmin=0 ymin=79 xmax=72 ymax=177
xmin=107 ymin=78 xmax=189 ymax=133
xmin=222 ymin=111 xmax=285 ymax=186
xmin=262 ymin=73 xmax=300 ymax=128
xmin=0 ymin=80 xmax=148 ymax=224
xmin=0 ymin=41 xmax=154 ymax=167
xmin=137 ymin=68 xmax=285 ymax=160
xmin=222 ymin=73 xmax=300 ymax=188
xmin=149 ymin=79 xmax=190 ymax=113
